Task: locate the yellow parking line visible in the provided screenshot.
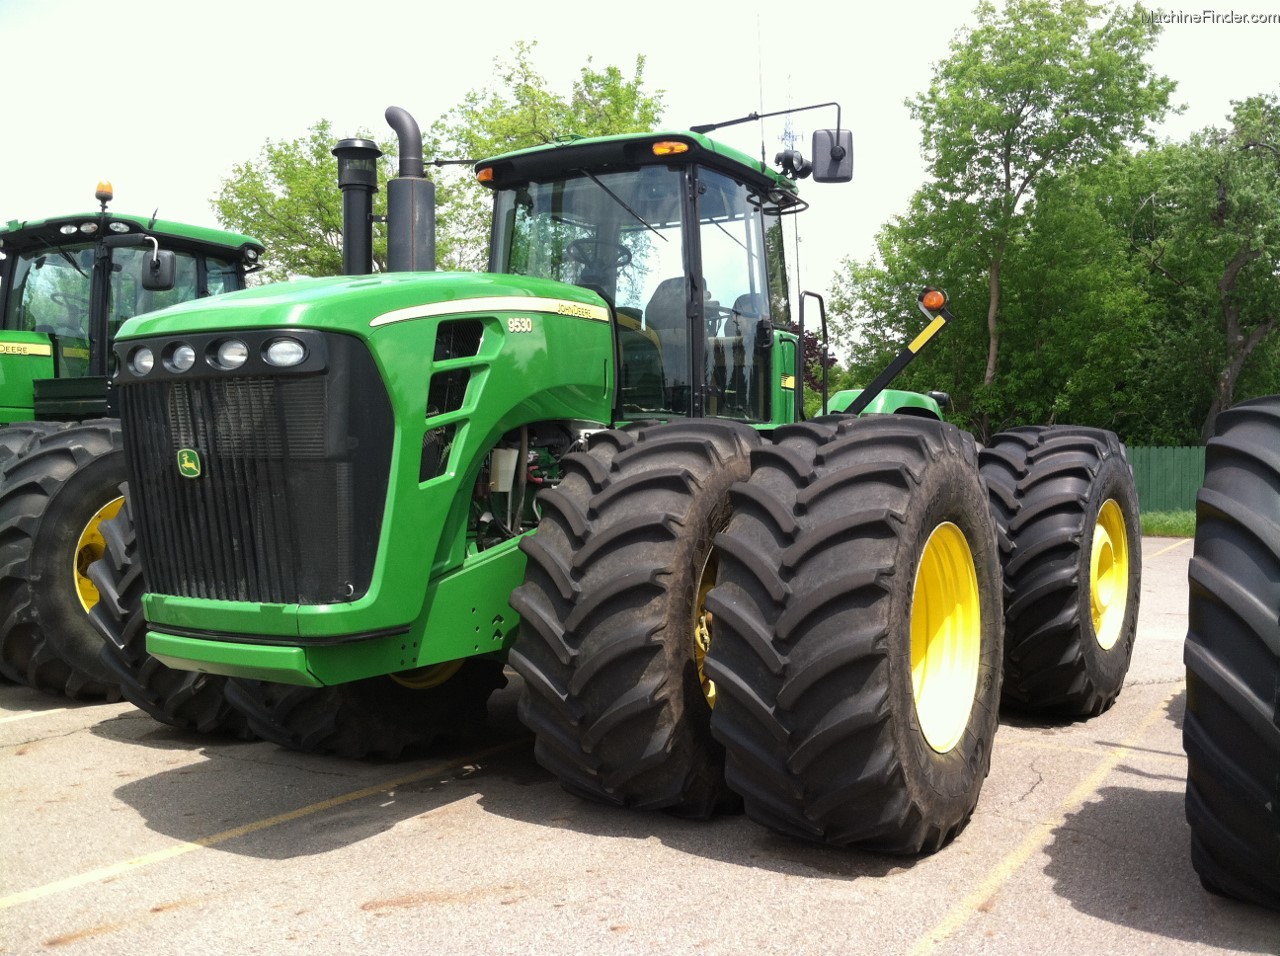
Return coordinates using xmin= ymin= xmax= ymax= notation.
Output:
xmin=0 ymin=741 xmax=518 ymax=910
xmin=908 ymin=689 xmax=1178 ymax=956
xmin=1148 ymin=537 xmax=1192 ymax=558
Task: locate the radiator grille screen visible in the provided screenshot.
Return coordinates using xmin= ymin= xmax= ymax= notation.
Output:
xmin=120 ymin=334 xmax=393 ymax=605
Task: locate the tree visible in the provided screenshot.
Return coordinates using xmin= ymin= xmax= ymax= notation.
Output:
xmin=1128 ymin=95 xmax=1280 ymax=439
xmin=213 ymin=43 xmax=664 ymax=278
xmin=212 ymin=120 xmax=398 ymax=283
xmin=427 ymin=41 xmax=664 ymax=270
xmin=906 ymin=0 xmax=1174 ymax=436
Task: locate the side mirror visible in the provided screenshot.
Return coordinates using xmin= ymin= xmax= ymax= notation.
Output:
xmin=811 ymin=129 xmax=854 ymax=183
xmin=141 ymin=250 xmax=176 ymax=291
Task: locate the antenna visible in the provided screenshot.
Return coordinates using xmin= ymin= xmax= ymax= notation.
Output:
xmin=757 ymin=15 xmax=766 ymax=165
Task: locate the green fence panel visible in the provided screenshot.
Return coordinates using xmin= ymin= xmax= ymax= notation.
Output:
xmin=1128 ymin=445 xmax=1205 ymax=512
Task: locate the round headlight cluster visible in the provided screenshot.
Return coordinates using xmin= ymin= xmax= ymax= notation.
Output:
xmin=123 ymin=335 xmax=310 ymax=376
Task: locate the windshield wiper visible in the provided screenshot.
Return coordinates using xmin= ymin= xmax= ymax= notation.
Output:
xmin=577 ymin=169 xmax=667 ymax=242
xmin=36 ymin=238 xmax=89 ymax=280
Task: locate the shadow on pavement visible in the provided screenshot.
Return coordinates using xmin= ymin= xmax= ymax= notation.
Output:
xmin=100 ymin=679 xmax=911 ymax=882
xmin=1043 ymin=779 xmax=1280 ymax=951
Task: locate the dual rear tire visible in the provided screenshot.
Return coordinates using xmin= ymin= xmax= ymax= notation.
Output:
xmin=511 ymin=416 xmax=1004 ymax=851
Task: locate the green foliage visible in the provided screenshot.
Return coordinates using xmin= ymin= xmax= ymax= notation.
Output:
xmin=892 ymin=0 xmax=1174 ymax=437
xmin=213 ymin=120 xmax=398 ymax=283
xmin=213 ymin=43 xmax=664 ymax=279
xmin=428 ymin=41 xmax=664 ymax=270
xmin=1128 ymin=95 xmax=1280 ymax=439
xmin=1139 ymin=511 xmax=1195 ymax=537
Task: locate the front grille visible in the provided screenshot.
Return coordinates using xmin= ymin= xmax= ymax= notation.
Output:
xmin=119 ymin=333 xmax=394 ymax=605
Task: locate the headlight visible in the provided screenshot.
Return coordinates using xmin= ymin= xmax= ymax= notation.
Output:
xmin=166 ymin=343 xmax=196 ymax=372
xmin=129 ymin=347 xmax=155 ymax=376
xmin=213 ymin=339 xmax=249 ymax=370
xmin=264 ymin=337 xmax=307 ymax=367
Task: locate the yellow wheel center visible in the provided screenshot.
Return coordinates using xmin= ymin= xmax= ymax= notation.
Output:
xmin=911 ymin=522 xmax=982 ymax=754
xmin=694 ymin=550 xmax=718 ymax=709
xmin=390 ymin=659 xmax=464 ymax=690
xmin=75 ymin=496 xmax=125 ymax=613
xmin=1090 ymin=499 xmax=1129 ymax=651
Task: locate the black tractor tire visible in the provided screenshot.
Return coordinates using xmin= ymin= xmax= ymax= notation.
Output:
xmin=88 ymin=487 xmax=253 ymax=738
xmin=0 ymin=422 xmax=69 ymax=469
xmin=0 ymin=425 xmax=67 ymax=683
xmin=704 ymin=416 xmax=1003 ymax=853
xmin=979 ymin=426 xmax=1141 ymax=717
xmin=508 ymin=420 xmax=760 ymax=818
xmin=1184 ymin=395 xmax=1280 ymax=911
xmin=223 ymin=659 xmax=509 ymax=760
xmin=0 ymin=420 xmax=127 ymax=698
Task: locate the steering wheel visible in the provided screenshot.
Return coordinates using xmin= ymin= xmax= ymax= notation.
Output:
xmin=567 ymin=239 xmax=632 ymax=272
xmin=50 ymin=292 xmax=90 ymax=315
xmin=705 ymin=305 xmax=737 ymax=335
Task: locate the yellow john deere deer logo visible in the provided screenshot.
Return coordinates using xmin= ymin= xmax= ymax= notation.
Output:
xmin=177 ymin=448 xmax=203 ymax=479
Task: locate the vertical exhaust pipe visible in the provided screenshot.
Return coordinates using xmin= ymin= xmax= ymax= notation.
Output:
xmin=333 ymin=138 xmax=382 ymax=276
xmin=384 ymin=106 xmax=436 ymax=272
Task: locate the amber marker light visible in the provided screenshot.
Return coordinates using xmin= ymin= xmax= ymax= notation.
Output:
xmin=922 ymin=289 xmax=947 ymax=311
xmin=476 ymin=167 xmax=495 ymax=183
xmin=651 ymin=141 xmax=690 ymax=156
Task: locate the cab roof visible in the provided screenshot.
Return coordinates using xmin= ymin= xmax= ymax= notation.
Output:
xmin=476 ymin=130 xmax=802 ymax=210
xmin=0 ymin=212 xmax=264 ymax=257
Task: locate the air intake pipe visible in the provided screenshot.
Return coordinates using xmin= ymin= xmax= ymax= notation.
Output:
xmin=333 ymin=138 xmax=382 ymax=276
xmin=384 ymin=106 xmax=436 ymax=272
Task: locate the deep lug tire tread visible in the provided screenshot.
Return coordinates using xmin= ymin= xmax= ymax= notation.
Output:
xmin=89 ymin=487 xmax=253 ymax=737
xmin=979 ymin=426 xmax=1141 ymax=716
xmin=0 ymin=419 xmax=126 ymax=698
xmin=705 ymin=416 xmax=1003 ymax=853
xmin=1184 ymin=395 xmax=1280 ymax=911
xmin=222 ymin=661 xmax=508 ymax=760
xmin=509 ymin=420 xmax=759 ymax=818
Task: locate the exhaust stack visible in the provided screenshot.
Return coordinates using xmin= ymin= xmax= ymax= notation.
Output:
xmin=384 ymin=106 xmax=436 ymax=272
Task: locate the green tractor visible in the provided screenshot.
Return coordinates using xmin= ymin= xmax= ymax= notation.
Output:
xmin=0 ymin=186 xmax=264 ymax=699
xmin=103 ymin=106 xmax=1141 ymax=853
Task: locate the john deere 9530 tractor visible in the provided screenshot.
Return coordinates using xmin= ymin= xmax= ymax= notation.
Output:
xmin=0 ymin=188 xmax=263 ymax=699
xmin=103 ymin=106 xmax=1140 ymax=853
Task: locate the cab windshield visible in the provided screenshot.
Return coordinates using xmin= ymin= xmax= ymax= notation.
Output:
xmin=2 ymin=242 xmax=240 ymax=375
xmin=492 ymin=165 xmax=777 ymax=422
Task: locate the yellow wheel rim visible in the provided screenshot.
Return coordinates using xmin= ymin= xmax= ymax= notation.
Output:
xmin=390 ymin=659 xmax=464 ymax=690
xmin=74 ymin=496 xmax=124 ymax=613
xmin=1090 ymin=499 xmax=1129 ymax=651
xmin=694 ymin=550 xmax=718 ymax=709
xmin=911 ymin=522 xmax=982 ymax=754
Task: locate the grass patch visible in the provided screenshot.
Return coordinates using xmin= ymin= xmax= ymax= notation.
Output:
xmin=1140 ymin=510 xmax=1196 ymax=537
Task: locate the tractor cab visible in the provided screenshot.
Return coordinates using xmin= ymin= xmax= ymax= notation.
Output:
xmin=478 ymin=130 xmax=846 ymax=425
xmin=0 ymin=186 xmax=264 ymax=420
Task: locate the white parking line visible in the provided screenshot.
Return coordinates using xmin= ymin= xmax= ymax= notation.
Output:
xmin=0 ymin=708 xmax=68 ymax=725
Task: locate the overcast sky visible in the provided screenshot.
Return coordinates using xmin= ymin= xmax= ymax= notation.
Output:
xmin=2 ymin=0 xmax=1277 ymax=296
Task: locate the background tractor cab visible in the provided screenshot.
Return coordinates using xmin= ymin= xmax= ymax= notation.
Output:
xmin=0 ymin=185 xmax=264 ymax=704
xmin=0 ymin=183 xmax=264 ymax=421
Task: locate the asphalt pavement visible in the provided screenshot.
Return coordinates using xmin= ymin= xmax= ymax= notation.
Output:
xmin=2 ymin=537 xmax=1278 ymax=955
